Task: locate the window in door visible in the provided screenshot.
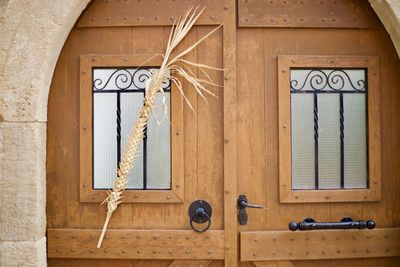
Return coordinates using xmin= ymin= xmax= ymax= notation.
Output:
xmin=278 ymin=56 xmax=381 ymax=203
xmin=92 ymin=67 xmax=171 ymax=190
xmin=79 ymin=54 xmax=184 ymax=203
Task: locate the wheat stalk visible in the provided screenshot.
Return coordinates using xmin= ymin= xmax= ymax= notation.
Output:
xmin=97 ymin=6 xmax=222 ymax=248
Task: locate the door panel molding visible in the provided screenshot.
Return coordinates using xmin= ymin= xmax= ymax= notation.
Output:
xmin=240 ymin=228 xmax=400 ymax=261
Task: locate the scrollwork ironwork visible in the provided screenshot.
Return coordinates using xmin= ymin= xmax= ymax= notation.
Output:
xmin=290 ymin=69 xmax=366 ymax=92
xmin=93 ymin=68 xmax=170 ymax=91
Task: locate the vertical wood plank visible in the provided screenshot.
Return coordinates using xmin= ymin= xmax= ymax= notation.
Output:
xmin=67 ymin=28 xmax=101 ymax=228
xmin=359 ymin=29 xmax=394 ymax=229
xmin=223 ymin=0 xmax=238 ymax=265
xmin=47 ymin=43 xmax=69 ymax=228
xmin=197 ymin=26 xmax=224 ymax=230
xmin=263 ymin=28 xmax=298 ymax=230
xmin=237 ymin=28 xmax=267 ymax=232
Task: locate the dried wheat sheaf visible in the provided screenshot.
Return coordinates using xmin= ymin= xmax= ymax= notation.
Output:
xmin=97 ymin=7 xmax=222 ymax=248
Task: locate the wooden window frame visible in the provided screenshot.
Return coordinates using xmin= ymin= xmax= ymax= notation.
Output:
xmin=278 ymin=55 xmax=381 ymax=203
xmin=79 ymin=54 xmax=184 ymax=203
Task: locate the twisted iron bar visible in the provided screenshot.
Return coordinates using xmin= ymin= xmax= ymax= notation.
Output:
xmin=290 ymin=69 xmax=366 ymax=92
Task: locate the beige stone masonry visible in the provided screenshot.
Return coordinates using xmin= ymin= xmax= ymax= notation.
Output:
xmin=0 ymin=0 xmax=90 ymax=122
xmin=0 ymin=237 xmax=46 ymax=267
xmin=370 ymin=0 xmax=400 ymax=56
xmin=0 ymin=122 xmax=46 ymax=242
xmin=0 ymin=0 xmax=399 ymax=265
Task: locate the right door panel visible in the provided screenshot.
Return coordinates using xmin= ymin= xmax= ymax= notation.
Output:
xmin=236 ymin=24 xmax=400 ymax=267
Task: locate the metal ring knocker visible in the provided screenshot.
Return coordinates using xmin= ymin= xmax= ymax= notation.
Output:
xmin=188 ymin=200 xmax=212 ymax=233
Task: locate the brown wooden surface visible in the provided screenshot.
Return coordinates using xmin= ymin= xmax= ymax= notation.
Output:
xmin=253 ymin=261 xmax=295 ymax=267
xmin=236 ymin=26 xmax=400 ymax=267
xmin=241 ymin=228 xmax=400 ymax=261
xmin=238 ymin=0 xmax=381 ymax=28
xmin=222 ymin=0 xmax=238 ymax=266
xmin=169 ymin=260 xmax=212 ymax=267
xmin=47 ymin=229 xmax=224 ymax=260
xmin=47 ymin=0 xmax=400 ymax=266
xmin=78 ymin=0 xmax=225 ymax=27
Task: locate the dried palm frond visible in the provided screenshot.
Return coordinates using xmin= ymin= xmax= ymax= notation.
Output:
xmin=97 ymin=6 xmax=222 ymax=248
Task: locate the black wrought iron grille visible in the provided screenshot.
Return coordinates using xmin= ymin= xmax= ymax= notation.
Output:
xmin=92 ymin=67 xmax=171 ymax=190
xmin=290 ymin=69 xmax=368 ymax=190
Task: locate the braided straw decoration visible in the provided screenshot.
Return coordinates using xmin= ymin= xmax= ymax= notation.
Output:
xmin=97 ymin=6 xmax=222 ymax=248
xmin=97 ymin=75 xmax=164 ymax=248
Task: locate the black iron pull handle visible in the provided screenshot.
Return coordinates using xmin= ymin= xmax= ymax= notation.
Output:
xmin=237 ymin=195 xmax=264 ymax=225
xmin=289 ymin=217 xmax=376 ymax=231
xmin=188 ymin=200 xmax=212 ymax=233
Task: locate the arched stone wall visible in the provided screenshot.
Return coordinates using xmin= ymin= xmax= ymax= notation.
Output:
xmin=0 ymin=0 xmax=399 ymax=265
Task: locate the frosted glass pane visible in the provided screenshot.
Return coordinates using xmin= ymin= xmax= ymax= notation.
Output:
xmin=121 ymin=93 xmax=144 ymax=189
xmin=318 ymin=94 xmax=341 ymax=189
xmin=344 ymin=94 xmax=367 ymax=188
xmin=147 ymin=93 xmax=171 ymax=189
xmin=93 ymin=94 xmax=118 ymax=189
xmin=291 ymin=94 xmax=315 ymax=189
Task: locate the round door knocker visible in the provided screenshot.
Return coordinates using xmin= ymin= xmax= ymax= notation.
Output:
xmin=188 ymin=200 xmax=212 ymax=233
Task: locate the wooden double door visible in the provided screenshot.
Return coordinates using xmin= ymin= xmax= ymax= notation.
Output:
xmin=47 ymin=0 xmax=400 ymax=266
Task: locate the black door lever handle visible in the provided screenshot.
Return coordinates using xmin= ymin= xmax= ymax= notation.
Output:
xmin=237 ymin=195 xmax=264 ymax=225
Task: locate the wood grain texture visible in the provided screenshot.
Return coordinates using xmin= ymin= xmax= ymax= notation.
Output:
xmin=222 ymin=1 xmax=238 ymax=266
xmin=238 ymin=0 xmax=381 ymax=28
xmin=78 ymin=0 xmax=225 ymax=27
xmin=48 ymin=229 xmax=224 ymax=260
xmin=241 ymin=228 xmax=400 ymax=261
xmin=253 ymin=261 xmax=295 ymax=267
xmin=169 ymin=260 xmax=211 ymax=267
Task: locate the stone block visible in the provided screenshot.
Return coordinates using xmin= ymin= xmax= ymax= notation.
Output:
xmin=0 ymin=122 xmax=46 ymax=242
xmin=0 ymin=237 xmax=46 ymax=267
